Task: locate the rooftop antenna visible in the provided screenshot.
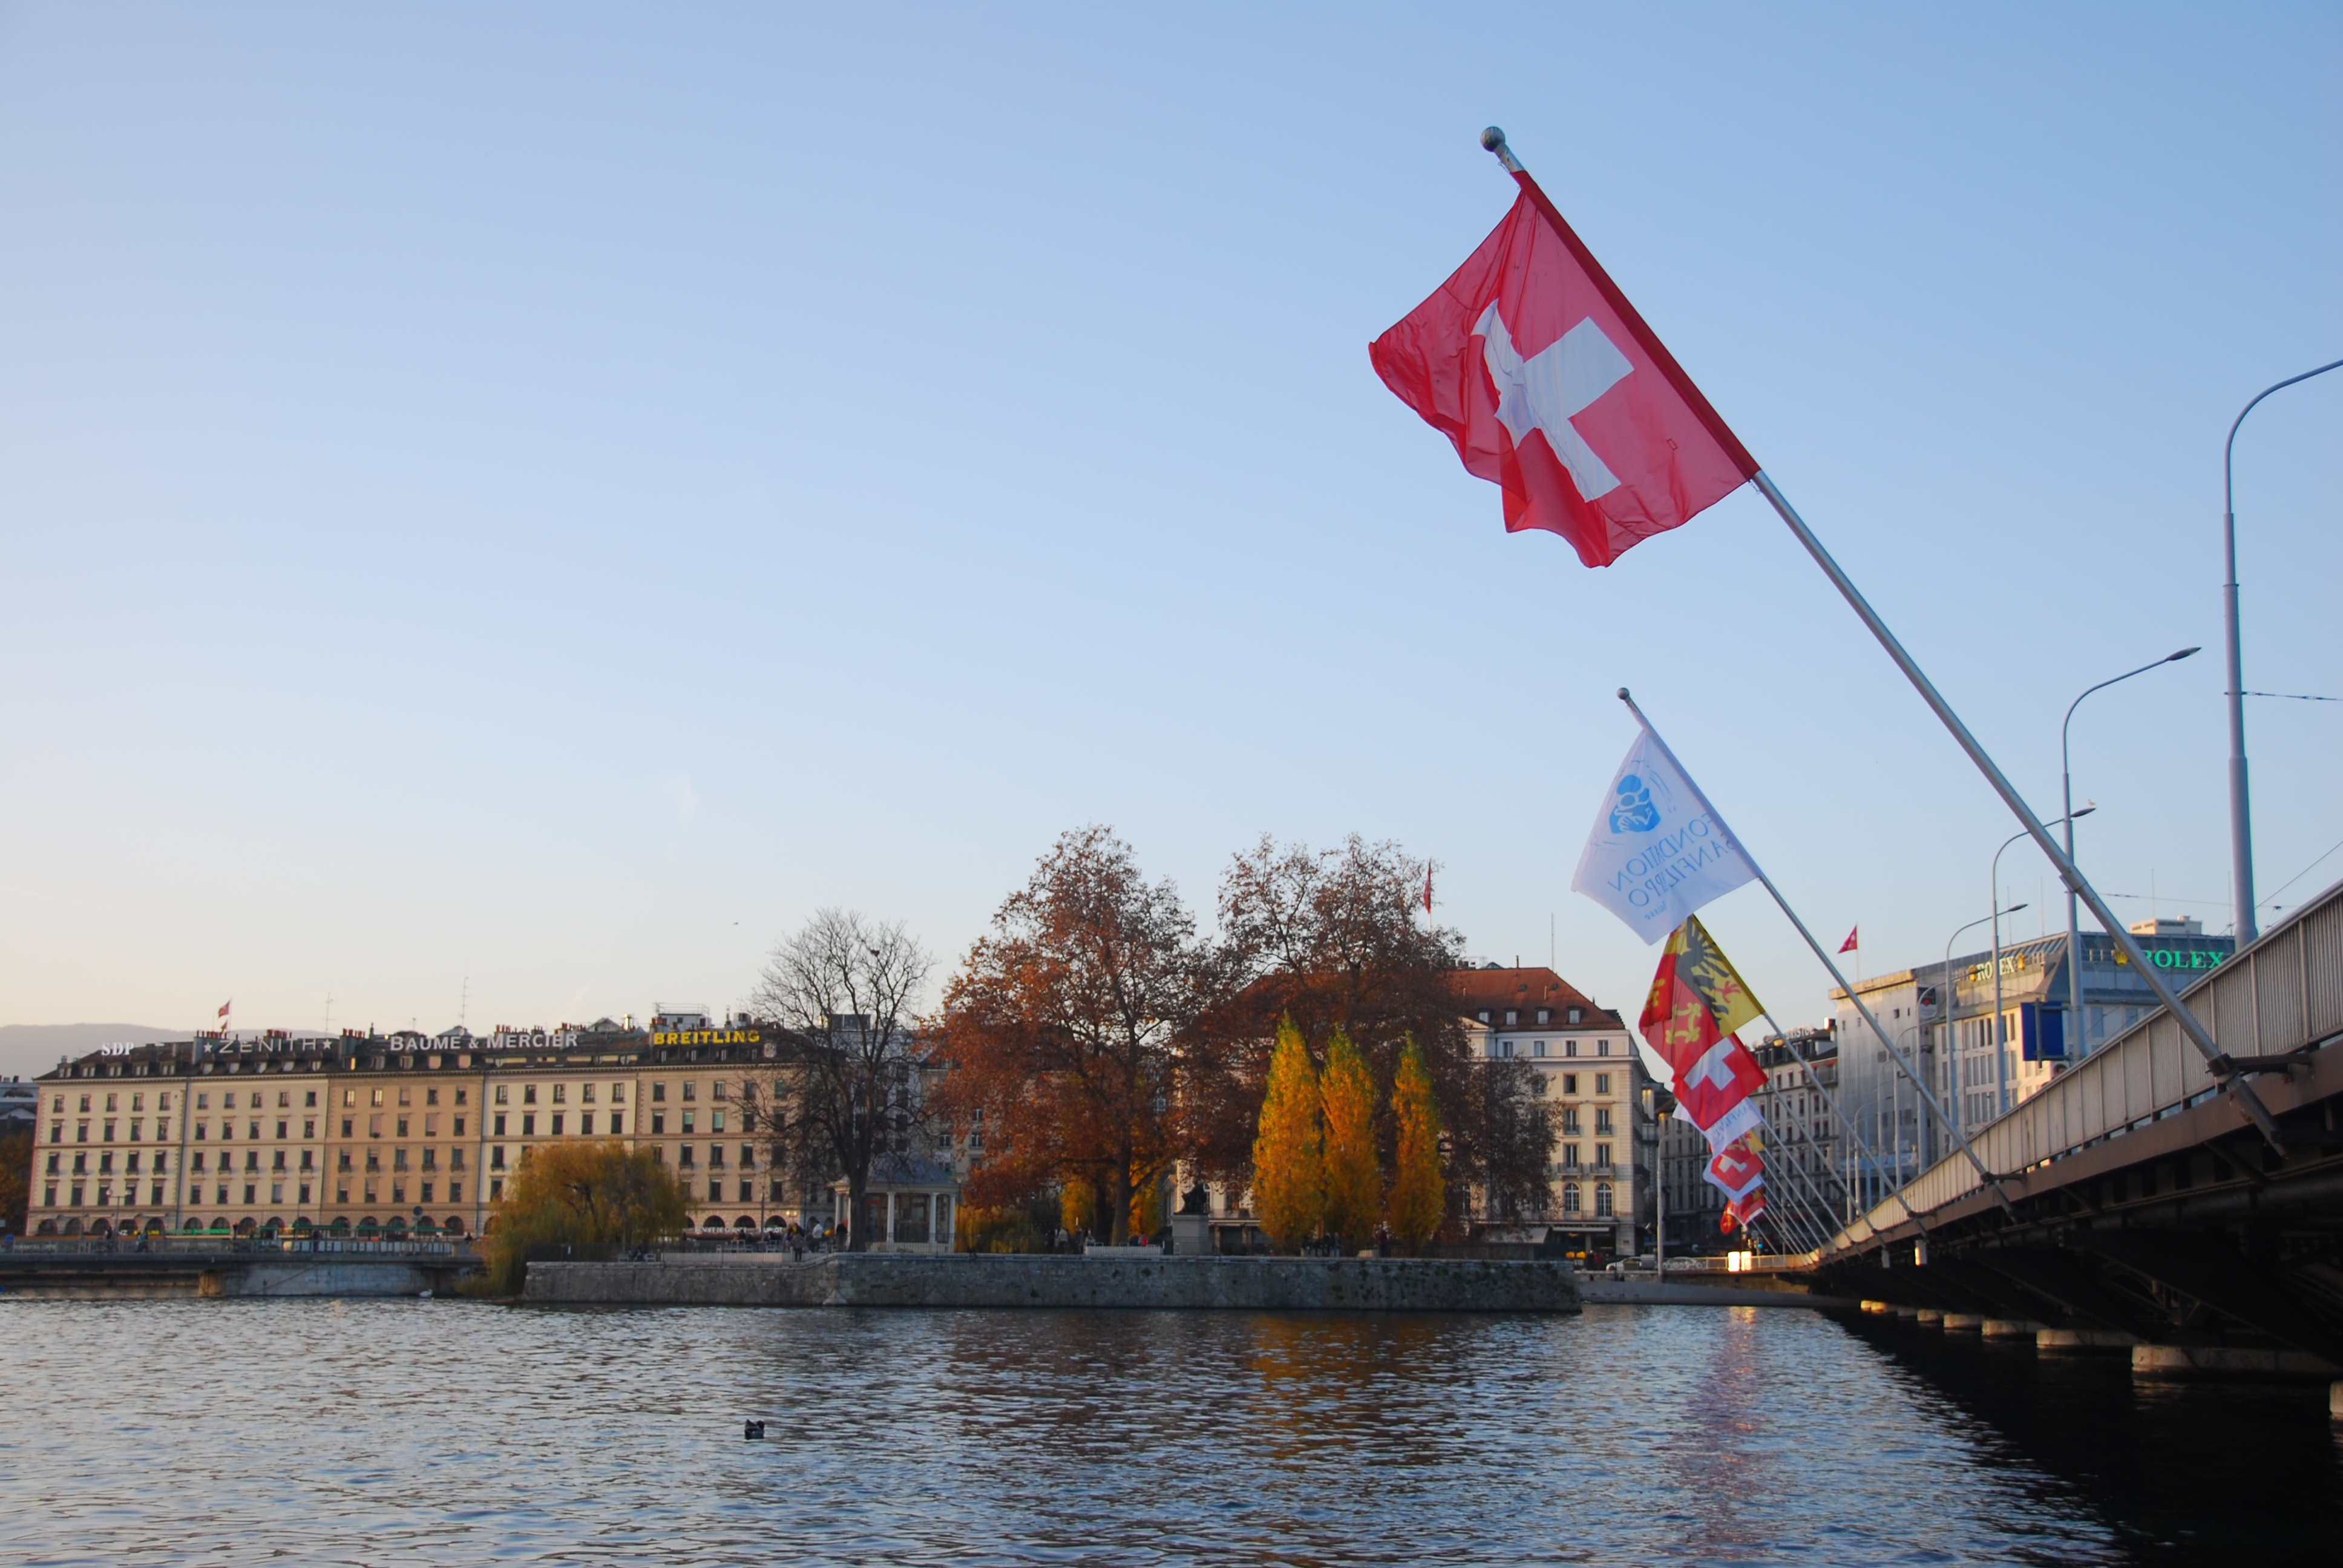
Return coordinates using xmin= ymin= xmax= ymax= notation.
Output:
xmin=460 ymin=975 xmax=470 ymax=1030
xmin=323 ymin=991 xmax=334 ymax=1036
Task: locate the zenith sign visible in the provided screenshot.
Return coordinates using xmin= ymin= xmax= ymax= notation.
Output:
xmin=1474 ymin=303 xmax=1633 ymax=501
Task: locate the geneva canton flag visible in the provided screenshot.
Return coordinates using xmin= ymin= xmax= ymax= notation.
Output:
xmin=1572 ymin=728 xmax=1755 ymax=942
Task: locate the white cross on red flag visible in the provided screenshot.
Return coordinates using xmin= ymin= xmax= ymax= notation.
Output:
xmin=1371 ymin=174 xmax=1758 ymax=567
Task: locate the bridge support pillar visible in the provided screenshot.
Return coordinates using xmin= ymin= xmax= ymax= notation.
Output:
xmin=2132 ymin=1344 xmax=2341 ymax=1381
xmin=1981 ymin=1318 xmax=2045 ymax=1339
xmin=2037 ymin=1328 xmax=2138 ymax=1353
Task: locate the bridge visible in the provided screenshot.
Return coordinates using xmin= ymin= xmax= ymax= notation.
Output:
xmin=1806 ymin=875 xmax=2343 ymax=1374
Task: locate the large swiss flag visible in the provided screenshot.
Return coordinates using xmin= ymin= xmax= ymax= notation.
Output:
xmin=1371 ymin=181 xmax=1758 ymax=567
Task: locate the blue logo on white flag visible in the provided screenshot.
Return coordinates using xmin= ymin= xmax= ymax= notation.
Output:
xmin=1609 ymin=775 xmax=1660 ymax=833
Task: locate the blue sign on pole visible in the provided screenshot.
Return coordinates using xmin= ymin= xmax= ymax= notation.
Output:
xmin=2020 ymin=1002 xmax=2066 ymax=1062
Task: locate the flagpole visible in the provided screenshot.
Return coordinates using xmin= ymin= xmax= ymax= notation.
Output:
xmin=1617 ymin=688 xmax=2009 ymax=1216
xmin=1747 ymin=473 xmax=2285 ymax=1154
xmin=1472 ymin=132 xmax=2282 ymax=1159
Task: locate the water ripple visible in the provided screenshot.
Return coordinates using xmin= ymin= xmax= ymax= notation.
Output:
xmin=0 ymin=1298 xmax=2318 ymax=1565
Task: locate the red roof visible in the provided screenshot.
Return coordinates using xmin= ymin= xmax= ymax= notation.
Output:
xmin=1447 ymin=966 xmax=1622 ymax=1027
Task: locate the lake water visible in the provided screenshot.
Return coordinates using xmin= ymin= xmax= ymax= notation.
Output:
xmin=5 ymin=1298 xmax=2338 ymax=1565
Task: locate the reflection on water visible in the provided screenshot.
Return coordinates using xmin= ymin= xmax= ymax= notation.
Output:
xmin=3 ymin=1298 xmax=2335 ymax=1565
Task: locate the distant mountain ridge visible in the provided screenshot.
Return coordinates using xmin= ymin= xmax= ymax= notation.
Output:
xmin=0 ymin=1023 xmax=187 ymax=1081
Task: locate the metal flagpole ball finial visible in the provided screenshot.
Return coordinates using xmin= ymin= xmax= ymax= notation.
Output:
xmin=1479 ymin=127 xmax=1526 ymax=174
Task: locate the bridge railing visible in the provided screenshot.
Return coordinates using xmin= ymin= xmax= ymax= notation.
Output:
xmin=1824 ymin=874 xmax=2343 ymax=1256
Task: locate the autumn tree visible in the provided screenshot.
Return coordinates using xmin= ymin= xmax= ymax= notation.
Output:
xmin=744 ymin=908 xmax=933 ymax=1252
xmin=1190 ymin=834 xmax=1551 ymax=1228
xmin=473 ymin=1141 xmax=689 ymax=1295
xmin=1251 ymin=1019 xmax=1323 ymax=1250
xmin=932 ymin=826 xmax=1218 ymax=1244
xmin=1318 ymin=1029 xmax=1378 ymax=1250
xmin=1386 ymin=1037 xmax=1444 ymax=1248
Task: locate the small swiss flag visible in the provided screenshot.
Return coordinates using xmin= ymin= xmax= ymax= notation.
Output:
xmin=1372 ymin=163 xmax=1758 ymax=567
xmin=1838 ymin=927 xmax=1860 ymax=955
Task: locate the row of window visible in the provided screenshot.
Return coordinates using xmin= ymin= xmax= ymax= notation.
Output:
xmin=45 ymin=1143 xmax=481 ymax=1178
xmin=1558 ymin=1183 xmax=1616 ymax=1217
xmin=42 ymin=1177 xmax=472 ymax=1209
xmin=1487 ymin=1037 xmax=1619 ymax=1059
xmin=1476 ymin=1007 xmax=1593 ymax=1027
xmin=47 ymin=1089 xmax=758 ymax=1147
xmin=51 ymin=1076 xmax=741 ymax=1117
xmin=57 ymin=1078 xmax=750 ymax=1111
xmin=39 ymin=1126 xmax=791 ymax=1207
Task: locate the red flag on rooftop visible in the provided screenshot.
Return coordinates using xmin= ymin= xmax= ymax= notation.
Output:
xmin=1839 ymin=926 xmax=1859 ymax=954
xmin=1371 ymin=151 xmax=1758 ymax=567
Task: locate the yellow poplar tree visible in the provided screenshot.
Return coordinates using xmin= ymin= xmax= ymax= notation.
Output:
xmin=1251 ymin=1018 xmax=1323 ymax=1250
xmin=1318 ymin=1028 xmax=1380 ymax=1250
xmin=1386 ymin=1036 xmax=1444 ymax=1249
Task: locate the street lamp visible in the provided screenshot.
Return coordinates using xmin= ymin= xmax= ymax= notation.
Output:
xmin=1991 ymin=812 xmax=2091 ymax=1118
xmin=1942 ymin=903 xmax=2025 ymax=1143
xmin=2062 ymin=649 xmax=2197 ymax=1043
xmin=2224 ymin=358 xmax=2343 ymax=946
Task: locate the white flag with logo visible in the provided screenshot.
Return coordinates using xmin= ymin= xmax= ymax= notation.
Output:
xmin=1571 ymin=727 xmax=1756 ymax=943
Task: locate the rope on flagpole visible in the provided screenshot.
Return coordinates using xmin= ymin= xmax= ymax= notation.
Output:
xmin=1749 ymin=472 xmax=2286 ymax=1157
xmin=1754 ymin=1008 xmax=1890 ymax=1246
xmin=1618 ymin=688 xmax=2008 ymax=1223
xmin=1748 ymin=1120 xmax=1837 ymax=1256
xmin=1747 ymin=1024 xmax=1852 ymax=1234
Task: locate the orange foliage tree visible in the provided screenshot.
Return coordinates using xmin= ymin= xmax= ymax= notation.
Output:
xmin=932 ymin=826 xmax=1219 ymax=1244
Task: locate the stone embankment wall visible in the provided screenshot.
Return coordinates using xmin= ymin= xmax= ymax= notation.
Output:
xmin=523 ymin=1253 xmax=1581 ymax=1312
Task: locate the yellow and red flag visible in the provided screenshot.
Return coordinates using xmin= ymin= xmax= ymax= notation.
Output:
xmin=1637 ymin=916 xmax=1768 ymax=1152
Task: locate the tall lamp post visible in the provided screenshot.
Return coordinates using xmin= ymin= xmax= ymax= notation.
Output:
xmin=2224 ymin=357 xmax=2343 ymax=946
xmin=1992 ymin=812 xmax=2090 ymax=1118
xmin=1943 ymin=903 xmax=2025 ymax=1144
xmin=2062 ymin=649 xmax=2197 ymax=1048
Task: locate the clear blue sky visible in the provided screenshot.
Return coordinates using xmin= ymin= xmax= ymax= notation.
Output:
xmin=1 ymin=5 xmax=2336 ymax=1064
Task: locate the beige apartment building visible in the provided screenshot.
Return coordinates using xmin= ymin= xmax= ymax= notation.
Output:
xmin=23 ymin=1009 xmax=934 ymax=1241
xmin=1452 ymin=964 xmax=1643 ymax=1256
